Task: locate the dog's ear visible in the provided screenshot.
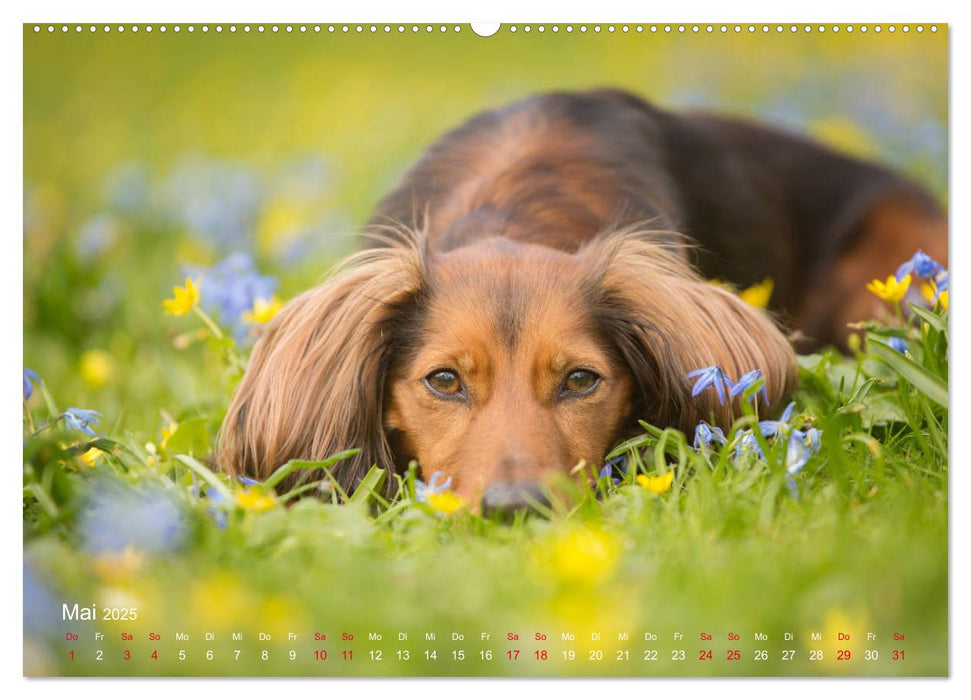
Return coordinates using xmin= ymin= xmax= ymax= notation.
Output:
xmin=217 ymin=230 xmax=426 ymax=494
xmin=583 ymin=231 xmax=797 ymax=431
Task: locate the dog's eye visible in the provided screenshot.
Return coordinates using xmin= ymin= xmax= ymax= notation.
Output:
xmin=425 ymin=369 xmax=463 ymax=397
xmin=562 ymin=369 xmax=601 ymax=396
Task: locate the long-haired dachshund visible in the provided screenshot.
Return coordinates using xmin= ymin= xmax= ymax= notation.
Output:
xmin=217 ymin=89 xmax=946 ymax=510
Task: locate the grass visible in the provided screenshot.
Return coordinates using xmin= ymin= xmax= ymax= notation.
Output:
xmin=23 ymin=287 xmax=949 ymax=676
xmin=22 ymin=26 xmax=948 ymax=677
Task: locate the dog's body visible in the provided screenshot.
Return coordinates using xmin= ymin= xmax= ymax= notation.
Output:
xmin=217 ymin=90 xmax=946 ymax=508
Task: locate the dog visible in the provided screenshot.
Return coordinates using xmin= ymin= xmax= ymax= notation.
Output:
xmin=216 ymin=89 xmax=946 ymax=510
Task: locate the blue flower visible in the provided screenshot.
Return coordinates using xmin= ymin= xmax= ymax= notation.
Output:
xmin=23 ymin=368 xmax=39 ymax=400
xmin=887 ymin=337 xmax=908 ymax=354
xmin=61 ymin=407 xmax=102 ymax=437
xmin=758 ymin=402 xmax=796 ymax=438
xmin=598 ymin=454 xmax=629 ymax=484
xmin=205 ymin=487 xmax=230 ymax=530
xmin=184 ymin=252 xmax=278 ymax=343
xmin=686 ymin=366 xmax=731 ymax=404
xmin=935 ymin=270 xmax=949 ymax=292
xmin=163 ymin=157 xmax=263 ymax=251
xmin=784 ymin=428 xmax=822 ymax=501
xmin=80 ymin=481 xmax=188 ymax=553
xmin=806 ymin=427 xmax=823 ymax=453
xmin=76 ymin=214 xmax=119 ymax=262
xmin=693 ymin=422 xmax=727 ymax=450
xmin=238 ymin=475 xmax=260 ymax=486
xmin=733 ymin=431 xmax=764 ymax=467
xmin=785 ymin=430 xmax=813 ymax=476
xmin=896 ymin=250 xmax=943 ymax=282
xmin=415 ymin=471 xmax=453 ymax=503
xmin=727 ymin=369 xmax=769 ymax=403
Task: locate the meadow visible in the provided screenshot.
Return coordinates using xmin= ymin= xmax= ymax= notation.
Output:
xmin=23 ymin=24 xmax=948 ymax=676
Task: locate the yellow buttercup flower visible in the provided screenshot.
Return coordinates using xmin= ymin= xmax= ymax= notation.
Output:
xmin=739 ymin=278 xmax=774 ymax=309
xmin=237 ymin=489 xmax=276 ymax=512
xmin=426 ymin=491 xmax=466 ymax=515
xmin=243 ymin=296 xmax=283 ymax=325
xmin=80 ymin=447 xmax=103 ymax=467
xmin=79 ymin=349 xmax=114 ymax=389
xmin=540 ymin=527 xmax=621 ymax=587
xmin=866 ymin=274 xmax=911 ymax=303
xmin=162 ymin=278 xmax=200 ymax=316
xmin=922 ymin=282 xmax=949 ymax=311
xmin=636 ymin=471 xmax=674 ymax=494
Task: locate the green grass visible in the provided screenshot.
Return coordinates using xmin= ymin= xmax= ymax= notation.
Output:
xmin=23 ymin=294 xmax=948 ymax=676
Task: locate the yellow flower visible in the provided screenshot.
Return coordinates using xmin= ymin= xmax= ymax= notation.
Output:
xmin=426 ymin=491 xmax=466 ymax=514
xmin=922 ymin=282 xmax=949 ymax=310
xmin=739 ymin=278 xmax=774 ymax=309
xmin=79 ymin=349 xmax=114 ymax=389
xmin=636 ymin=471 xmax=674 ymax=494
xmin=162 ymin=278 xmax=200 ymax=316
xmin=80 ymin=447 xmax=103 ymax=467
xmin=866 ymin=274 xmax=911 ymax=303
xmin=237 ymin=489 xmax=276 ymax=512
xmin=540 ymin=527 xmax=621 ymax=587
xmin=242 ymin=296 xmax=283 ymax=325
xmin=160 ymin=422 xmax=178 ymax=451
xmin=191 ymin=573 xmax=251 ymax=631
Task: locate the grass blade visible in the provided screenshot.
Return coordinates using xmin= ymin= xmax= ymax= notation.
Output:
xmin=175 ymin=454 xmax=233 ymax=500
xmin=869 ymin=339 xmax=948 ymax=408
xmin=264 ymin=448 xmax=362 ymax=490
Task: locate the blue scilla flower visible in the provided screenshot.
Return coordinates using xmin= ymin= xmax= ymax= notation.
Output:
xmin=785 ymin=430 xmax=813 ymax=476
xmin=686 ymin=366 xmax=730 ymax=405
xmin=184 ymin=252 xmax=278 ymax=343
xmin=733 ymin=431 xmax=763 ymax=468
xmin=61 ymin=408 xmax=102 ymax=437
xmin=806 ymin=427 xmax=823 ymax=453
xmin=759 ymin=402 xmax=796 ymax=439
xmin=935 ymin=270 xmax=949 ymax=292
xmin=205 ymin=487 xmax=230 ymax=530
xmin=415 ymin=471 xmax=453 ymax=503
xmin=598 ymin=454 xmax=629 ymax=484
xmin=896 ymin=250 xmax=943 ymax=282
xmin=238 ymin=475 xmax=260 ymax=486
xmin=693 ymin=422 xmax=727 ymax=450
xmin=163 ymin=157 xmax=263 ymax=251
xmin=75 ymin=214 xmax=119 ymax=262
xmin=80 ymin=480 xmax=188 ymax=554
xmin=727 ymin=369 xmax=769 ymax=403
xmin=23 ymin=368 xmax=40 ymax=400
xmin=887 ymin=337 xmax=908 ymax=354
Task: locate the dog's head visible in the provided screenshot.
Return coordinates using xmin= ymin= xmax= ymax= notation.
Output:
xmin=217 ymin=227 xmax=796 ymax=508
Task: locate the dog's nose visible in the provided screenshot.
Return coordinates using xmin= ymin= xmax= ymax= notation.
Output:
xmin=481 ymin=482 xmax=550 ymax=519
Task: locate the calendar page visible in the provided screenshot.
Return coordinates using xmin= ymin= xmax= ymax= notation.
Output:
xmin=22 ymin=21 xmax=949 ymax=678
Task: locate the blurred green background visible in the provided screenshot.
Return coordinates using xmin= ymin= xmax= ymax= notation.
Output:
xmin=24 ymin=24 xmax=947 ymax=438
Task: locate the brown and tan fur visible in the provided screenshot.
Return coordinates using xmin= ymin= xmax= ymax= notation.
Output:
xmin=217 ymin=89 xmax=946 ymax=508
